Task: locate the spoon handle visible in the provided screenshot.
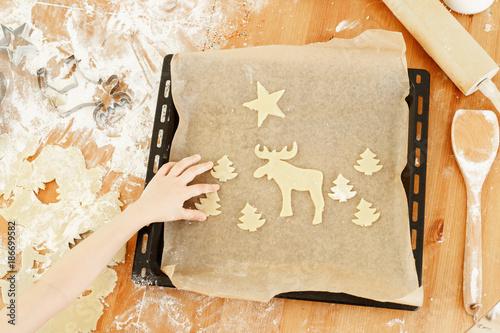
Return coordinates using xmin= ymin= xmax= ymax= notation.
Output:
xmin=463 ymin=188 xmax=483 ymax=316
xmin=478 ymin=78 xmax=500 ymax=114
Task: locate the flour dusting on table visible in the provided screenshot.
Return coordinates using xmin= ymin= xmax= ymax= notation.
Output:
xmin=111 ymin=287 xmax=285 ymax=332
xmin=0 ymin=0 xmax=269 ymax=331
xmin=387 ymin=318 xmax=407 ymax=333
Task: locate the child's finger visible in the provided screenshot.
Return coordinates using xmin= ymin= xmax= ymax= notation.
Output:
xmin=186 ymin=184 xmax=219 ymax=198
xmin=157 ymin=162 xmax=176 ymax=176
xmin=180 ymin=208 xmax=207 ymax=221
xmin=179 ymin=161 xmax=214 ymax=184
xmin=169 ymin=154 xmax=201 ymax=177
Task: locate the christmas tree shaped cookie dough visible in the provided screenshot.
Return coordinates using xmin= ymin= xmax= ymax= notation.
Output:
xmin=328 ymin=174 xmax=356 ymax=202
xmin=211 ymin=155 xmax=237 ymax=181
xmin=352 ymin=198 xmax=380 ymax=227
xmin=194 ymin=191 xmax=221 ymax=217
xmin=354 ymin=148 xmax=383 ymax=175
xmin=238 ymin=203 xmax=266 ymax=232
xmin=242 ymin=81 xmax=285 ymax=127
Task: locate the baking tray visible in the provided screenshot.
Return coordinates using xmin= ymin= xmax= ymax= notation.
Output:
xmin=132 ymin=54 xmax=429 ymax=311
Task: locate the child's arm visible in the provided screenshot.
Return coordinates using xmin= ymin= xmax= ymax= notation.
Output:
xmin=0 ymin=154 xmax=218 ymax=332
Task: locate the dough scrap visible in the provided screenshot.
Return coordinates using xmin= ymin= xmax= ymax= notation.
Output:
xmin=242 ymin=81 xmax=285 ymax=127
xmin=354 ymin=148 xmax=383 ymax=175
xmin=254 ymin=142 xmax=324 ymax=225
xmin=1 ymin=188 xmax=122 ymax=262
xmin=109 ymin=244 xmax=127 ymax=266
xmin=328 ymin=174 xmax=356 ymax=202
xmin=18 ymin=145 xmax=105 ymax=205
xmin=352 ymin=198 xmax=380 ymax=227
xmin=0 ymin=249 xmax=8 ymax=278
xmin=0 ymin=245 xmax=49 ymax=304
xmin=238 ymin=203 xmax=265 ymax=232
xmin=210 ymin=155 xmax=237 ymax=182
xmin=0 ymin=133 xmax=40 ymax=199
xmin=195 ymin=191 xmax=221 ymax=217
xmin=38 ymin=267 xmax=118 ymax=333
xmin=0 ymin=135 xmax=123 ymax=331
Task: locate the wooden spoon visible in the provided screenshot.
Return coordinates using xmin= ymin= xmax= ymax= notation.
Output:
xmin=451 ymin=109 xmax=499 ymax=316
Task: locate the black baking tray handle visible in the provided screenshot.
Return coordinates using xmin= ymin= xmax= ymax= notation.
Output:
xmin=132 ymin=55 xmax=178 ymax=286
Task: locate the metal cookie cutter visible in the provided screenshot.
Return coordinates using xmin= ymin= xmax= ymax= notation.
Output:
xmin=37 ymin=55 xmax=99 ymax=116
xmin=0 ymin=23 xmax=37 ymax=66
xmin=93 ymin=75 xmax=132 ymax=129
xmin=37 ymin=55 xmax=132 ymax=127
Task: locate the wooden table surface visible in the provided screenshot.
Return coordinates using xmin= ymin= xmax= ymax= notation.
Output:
xmin=1 ymin=0 xmax=500 ymax=332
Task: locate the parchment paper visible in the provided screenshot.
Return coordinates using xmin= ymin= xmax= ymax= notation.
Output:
xmin=161 ymin=30 xmax=420 ymax=303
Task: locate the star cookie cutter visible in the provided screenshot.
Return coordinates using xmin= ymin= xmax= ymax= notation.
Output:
xmin=0 ymin=23 xmax=37 ymax=66
xmin=37 ymin=55 xmax=132 ymax=127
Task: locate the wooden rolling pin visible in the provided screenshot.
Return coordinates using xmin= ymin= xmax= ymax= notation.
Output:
xmin=382 ymin=0 xmax=500 ymax=112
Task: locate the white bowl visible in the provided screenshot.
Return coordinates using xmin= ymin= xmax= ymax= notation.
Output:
xmin=443 ymin=0 xmax=494 ymax=14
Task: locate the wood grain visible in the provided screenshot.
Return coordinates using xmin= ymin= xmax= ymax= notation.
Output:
xmin=382 ymin=0 xmax=499 ymax=95
xmin=452 ymin=110 xmax=499 ymax=316
xmin=1 ymin=0 xmax=500 ymax=332
xmin=452 ymin=111 xmax=497 ymax=162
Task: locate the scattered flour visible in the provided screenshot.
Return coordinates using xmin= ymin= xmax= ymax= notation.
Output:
xmin=335 ymin=19 xmax=360 ymax=32
xmin=0 ymin=134 xmax=125 ymax=331
xmin=387 ymin=318 xmax=407 ymax=333
xmin=488 ymin=301 xmax=500 ymax=320
xmin=442 ymin=165 xmax=455 ymax=179
xmin=2 ymin=0 xmax=264 ymax=179
xmin=0 ymin=1 xmax=269 ymax=331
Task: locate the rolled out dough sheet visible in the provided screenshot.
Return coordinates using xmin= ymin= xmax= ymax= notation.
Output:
xmin=161 ymin=30 xmax=421 ymax=304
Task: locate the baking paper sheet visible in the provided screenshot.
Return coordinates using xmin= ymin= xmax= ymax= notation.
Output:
xmin=161 ymin=30 xmax=420 ymax=303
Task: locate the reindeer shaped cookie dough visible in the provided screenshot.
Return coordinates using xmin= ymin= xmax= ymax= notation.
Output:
xmin=254 ymin=142 xmax=325 ymax=225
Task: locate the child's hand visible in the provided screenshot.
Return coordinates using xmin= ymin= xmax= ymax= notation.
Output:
xmin=134 ymin=154 xmax=219 ymax=224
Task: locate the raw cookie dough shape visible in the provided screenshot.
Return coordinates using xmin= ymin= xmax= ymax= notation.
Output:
xmin=0 ymin=245 xmax=49 ymax=304
xmin=0 ymin=249 xmax=8 ymax=278
xmin=238 ymin=203 xmax=266 ymax=232
xmin=242 ymin=81 xmax=285 ymax=127
xmin=0 ymin=137 xmax=125 ymax=332
xmin=210 ymin=155 xmax=237 ymax=181
xmin=0 ymin=133 xmax=40 ymax=199
xmin=354 ymin=148 xmax=383 ymax=175
xmin=38 ymin=267 xmax=118 ymax=333
xmin=254 ymin=142 xmax=325 ymax=225
xmin=328 ymin=174 xmax=356 ymax=202
xmin=195 ymin=191 xmax=221 ymax=217
xmin=19 ymin=145 xmax=105 ymax=205
xmin=352 ymin=198 xmax=380 ymax=227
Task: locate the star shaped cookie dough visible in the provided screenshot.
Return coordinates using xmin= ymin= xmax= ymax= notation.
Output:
xmin=243 ymin=81 xmax=285 ymax=127
xmin=0 ymin=23 xmax=36 ymax=66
